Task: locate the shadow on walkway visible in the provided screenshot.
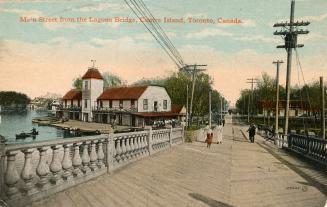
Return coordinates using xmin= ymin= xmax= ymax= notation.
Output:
xmin=257 ymin=142 xmax=327 ymax=196
xmin=189 ymin=193 xmax=234 ymax=207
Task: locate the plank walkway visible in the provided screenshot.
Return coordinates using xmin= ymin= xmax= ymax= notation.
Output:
xmin=31 ymin=124 xmax=327 ymax=207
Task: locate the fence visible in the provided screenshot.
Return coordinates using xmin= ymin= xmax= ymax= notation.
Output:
xmin=287 ymin=134 xmax=327 ymax=166
xmin=0 ymin=127 xmax=184 ymax=206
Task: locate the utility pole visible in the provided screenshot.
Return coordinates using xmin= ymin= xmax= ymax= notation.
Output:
xmin=220 ymin=97 xmax=223 ymax=122
xmin=273 ymin=0 xmax=310 ymax=138
xmin=273 ymin=60 xmax=284 ymax=145
xmin=209 ymin=90 xmax=212 ymax=128
xmin=320 ymin=76 xmax=325 ymax=139
xmin=186 ymin=84 xmax=189 ymax=127
xmin=180 ymin=64 xmax=207 ymax=127
xmin=246 ymin=78 xmax=259 ymax=123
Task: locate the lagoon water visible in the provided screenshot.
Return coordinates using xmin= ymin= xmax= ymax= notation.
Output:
xmin=0 ymin=110 xmax=65 ymax=144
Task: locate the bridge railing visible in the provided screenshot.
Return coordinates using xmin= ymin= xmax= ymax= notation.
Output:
xmin=287 ymin=134 xmax=327 ymax=166
xmin=0 ymin=127 xmax=184 ymax=206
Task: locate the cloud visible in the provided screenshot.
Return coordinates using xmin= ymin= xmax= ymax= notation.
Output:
xmin=0 ymin=7 xmax=43 ymax=17
xmin=299 ymin=12 xmax=327 ymax=22
xmin=185 ymin=28 xmax=234 ymax=39
xmin=241 ymin=19 xmax=256 ymax=27
xmin=71 ymin=3 xmax=128 ymax=12
xmin=185 ymin=28 xmax=277 ymax=44
xmin=234 ymin=35 xmax=278 ymax=44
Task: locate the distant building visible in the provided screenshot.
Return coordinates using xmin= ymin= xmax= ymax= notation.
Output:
xmin=58 ymin=66 xmax=185 ymax=127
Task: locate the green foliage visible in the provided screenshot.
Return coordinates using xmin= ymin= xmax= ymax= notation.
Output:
xmin=131 ymin=71 xmax=227 ymax=117
xmin=102 ymin=72 xmax=127 ymax=89
xmin=0 ymin=91 xmax=31 ymax=106
xmin=72 ymin=76 xmax=82 ymax=90
xmin=236 ymin=72 xmax=326 ymax=114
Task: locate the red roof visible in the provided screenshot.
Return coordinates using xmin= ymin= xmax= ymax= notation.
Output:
xmin=82 ymin=68 xmax=103 ymax=80
xmin=98 ymin=86 xmax=148 ymax=100
xmin=171 ymin=105 xmax=184 ymax=114
xmin=62 ymin=89 xmax=82 ymax=100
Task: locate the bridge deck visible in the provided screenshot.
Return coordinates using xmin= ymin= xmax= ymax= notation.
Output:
xmin=32 ymin=124 xmax=327 ymax=207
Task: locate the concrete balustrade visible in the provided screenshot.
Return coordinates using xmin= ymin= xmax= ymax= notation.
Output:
xmin=0 ymin=127 xmax=184 ymax=206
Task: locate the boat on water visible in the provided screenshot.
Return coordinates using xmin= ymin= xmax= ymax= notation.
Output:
xmin=16 ymin=129 xmax=39 ymax=139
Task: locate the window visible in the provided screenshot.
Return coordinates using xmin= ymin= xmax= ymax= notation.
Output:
xmin=84 ymin=81 xmax=88 ymax=90
xmin=119 ymin=100 xmax=123 ymax=109
xmin=71 ymin=100 xmax=73 ymax=106
xmin=131 ymin=100 xmax=135 ymax=107
xmin=84 ymin=99 xmax=87 ymax=108
xmin=100 ymin=100 xmax=103 ymax=108
xmin=64 ymin=100 xmax=67 ymax=107
xmin=163 ymin=100 xmax=167 ymax=110
xmin=78 ymin=100 xmax=80 ymax=107
xmin=109 ymin=100 xmax=112 ymax=108
xmin=143 ymin=99 xmax=148 ymax=110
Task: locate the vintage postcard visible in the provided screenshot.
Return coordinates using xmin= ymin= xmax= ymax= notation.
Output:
xmin=0 ymin=0 xmax=326 ymax=207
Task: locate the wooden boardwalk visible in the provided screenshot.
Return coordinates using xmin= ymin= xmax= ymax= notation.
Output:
xmin=31 ymin=124 xmax=327 ymax=207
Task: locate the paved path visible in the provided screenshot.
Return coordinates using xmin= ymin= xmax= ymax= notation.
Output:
xmin=32 ymin=124 xmax=327 ymax=207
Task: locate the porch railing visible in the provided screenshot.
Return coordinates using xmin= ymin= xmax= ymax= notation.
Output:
xmin=92 ymin=106 xmax=137 ymax=113
xmin=0 ymin=127 xmax=184 ymax=206
xmin=58 ymin=105 xmax=81 ymax=111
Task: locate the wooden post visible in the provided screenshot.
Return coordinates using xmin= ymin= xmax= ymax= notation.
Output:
xmin=273 ymin=60 xmax=283 ymax=145
xmin=321 ymin=77 xmax=325 ymax=139
xmin=209 ymin=90 xmax=212 ymax=128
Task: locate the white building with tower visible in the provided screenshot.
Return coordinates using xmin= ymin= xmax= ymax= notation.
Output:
xmin=81 ymin=67 xmax=104 ymax=122
xmin=58 ymin=62 xmax=186 ymax=126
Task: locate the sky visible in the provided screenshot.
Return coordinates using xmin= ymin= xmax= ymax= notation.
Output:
xmin=0 ymin=0 xmax=327 ymax=105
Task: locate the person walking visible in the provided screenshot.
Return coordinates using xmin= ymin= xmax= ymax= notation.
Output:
xmin=247 ymin=123 xmax=256 ymax=143
xmin=206 ymin=126 xmax=213 ymax=148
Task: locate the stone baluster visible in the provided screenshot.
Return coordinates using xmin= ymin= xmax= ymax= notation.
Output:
xmin=81 ymin=142 xmax=91 ymax=174
xmin=50 ymin=145 xmax=62 ymax=184
xmin=115 ymin=138 xmax=122 ymax=163
xmin=36 ymin=147 xmax=50 ymax=189
xmin=143 ymin=135 xmax=152 ymax=155
xmin=132 ymin=136 xmax=137 ymax=158
xmin=106 ymin=135 xmax=115 ymax=173
xmin=62 ymin=144 xmax=73 ymax=181
xmin=135 ymin=136 xmax=140 ymax=157
xmin=21 ymin=149 xmax=36 ymax=195
xmin=125 ymin=137 xmax=131 ymax=160
xmin=5 ymin=151 xmax=20 ymax=198
xmin=72 ymin=143 xmax=82 ymax=177
xmin=97 ymin=139 xmax=105 ymax=169
xmin=89 ymin=141 xmax=98 ymax=171
xmin=131 ymin=136 xmax=136 ymax=158
xmin=120 ymin=137 xmax=127 ymax=161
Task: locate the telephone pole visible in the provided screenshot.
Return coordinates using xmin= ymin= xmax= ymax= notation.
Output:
xmin=220 ymin=97 xmax=223 ymax=122
xmin=273 ymin=0 xmax=310 ymax=138
xmin=320 ymin=77 xmax=325 ymax=139
xmin=273 ymin=60 xmax=284 ymax=145
xmin=246 ymin=78 xmax=259 ymax=123
xmin=186 ymin=84 xmax=189 ymax=127
xmin=209 ymin=90 xmax=212 ymax=128
xmin=180 ymin=64 xmax=207 ymax=127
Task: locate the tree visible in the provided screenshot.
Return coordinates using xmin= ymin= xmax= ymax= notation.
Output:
xmin=72 ymin=72 xmax=126 ymax=90
xmin=0 ymin=91 xmax=30 ymax=106
xmin=102 ymin=72 xmax=126 ymax=89
xmin=72 ymin=76 xmax=82 ymax=90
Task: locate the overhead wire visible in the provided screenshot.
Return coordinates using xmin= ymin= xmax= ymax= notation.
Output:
xmin=123 ymin=0 xmax=182 ymax=69
xmin=125 ymin=0 xmax=185 ymax=68
xmin=136 ymin=0 xmax=185 ymax=66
